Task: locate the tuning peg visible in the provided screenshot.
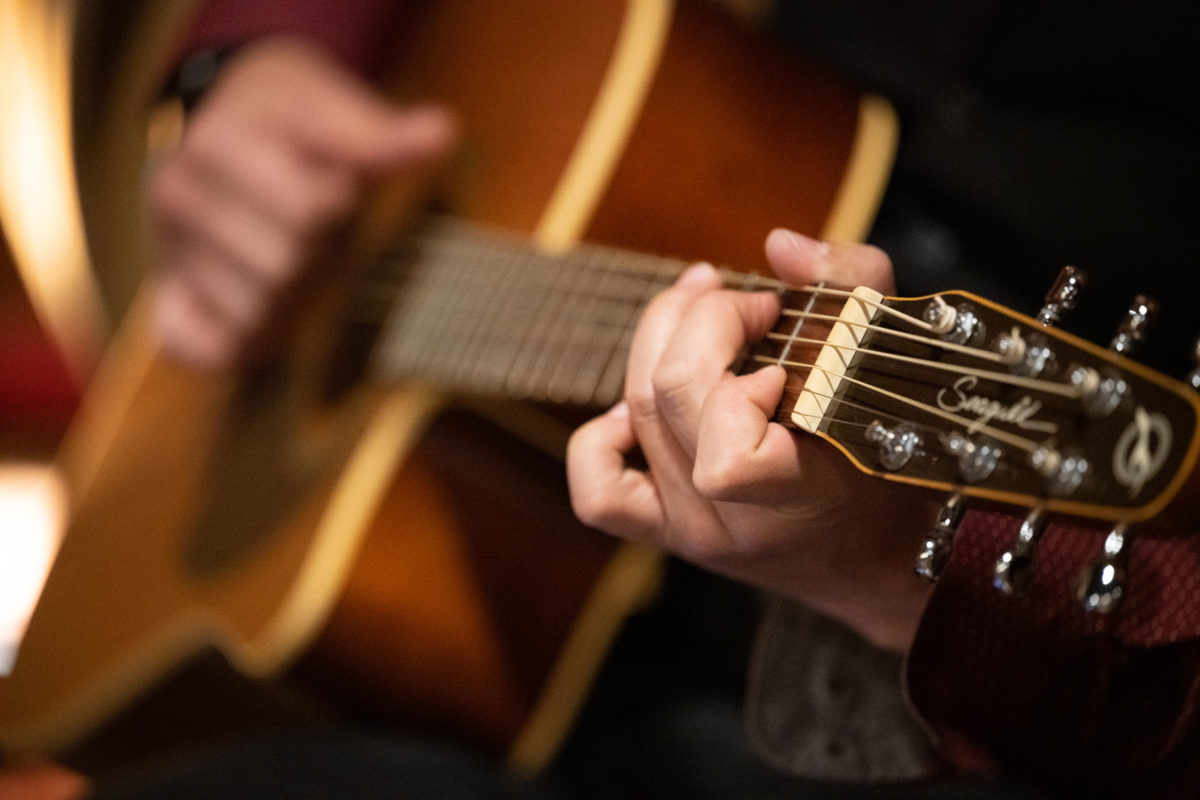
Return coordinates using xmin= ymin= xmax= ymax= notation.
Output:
xmin=865 ymin=420 xmax=921 ymax=470
xmin=993 ymin=509 xmax=1045 ymax=596
xmin=1036 ymin=266 xmax=1087 ymax=326
xmin=1109 ymin=294 xmax=1157 ymax=356
xmin=943 ymin=430 xmax=1001 ymax=483
xmin=1073 ymin=524 xmax=1130 ymax=613
xmin=915 ymin=493 xmax=964 ymax=582
xmin=1186 ymin=335 xmax=1200 ymax=391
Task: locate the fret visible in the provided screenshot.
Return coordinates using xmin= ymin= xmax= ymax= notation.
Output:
xmin=370 ymin=217 xmax=687 ymax=406
xmin=538 ymin=251 xmax=617 ymax=403
xmin=501 ymin=251 xmax=578 ymax=397
xmin=417 ymin=237 xmax=487 ymax=381
xmin=560 ymin=268 xmax=634 ymax=405
xmin=375 ymin=246 xmax=446 ymax=377
xmin=449 ymin=241 xmax=529 ymax=387
xmin=518 ymin=249 xmax=601 ymax=401
xmin=477 ymin=248 xmax=566 ymax=395
xmin=543 ymin=248 xmax=653 ymax=404
xmin=588 ymin=256 xmax=680 ymax=406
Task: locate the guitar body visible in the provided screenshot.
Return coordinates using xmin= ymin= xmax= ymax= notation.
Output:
xmin=0 ymin=0 xmax=894 ymax=771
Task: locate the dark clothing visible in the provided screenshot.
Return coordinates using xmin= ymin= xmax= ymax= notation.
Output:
xmin=761 ymin=3 xmax=1200 ymax=795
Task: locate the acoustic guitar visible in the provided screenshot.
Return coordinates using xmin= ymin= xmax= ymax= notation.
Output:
xmin=0 ymin=0 xmax=897 ymax=774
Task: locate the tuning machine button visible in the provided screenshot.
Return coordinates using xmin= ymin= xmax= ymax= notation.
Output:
xmin=993 ymin=509 xmax=1045 ymax=596
xmin=1028 ymin=445 xmax=1089 ymax=497
xmin=865 ymin=420 xmax=921 ymax=470
xmin=914 ymin=493 xmax=964 ymax=582
xmin=943 ymin=431 xmax=1001 ymax=483
xmin=1186 ymin=336 xmax=1200 ymax=391
xmin=1037 ymin=266 xmax=1087 ymax=326
xmin=1074 ymin=524 xmax=1130 ymax=613
xmin=1068 ymin=365 xmax=1129 ymax=419
xmin=1109 ymin=294 xmax=1157 ymax=356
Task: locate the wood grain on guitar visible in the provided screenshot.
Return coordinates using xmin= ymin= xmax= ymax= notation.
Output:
xmin=0 ymin=0 xmax=895 ymax=775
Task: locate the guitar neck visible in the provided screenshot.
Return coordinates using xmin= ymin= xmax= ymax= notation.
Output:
xmin=367 ymin=218 xmax=795 ymax=407
xmin=365 ymin=219 xmax=1200 ymax=523
xmin=367 ymin=217 xmax=677 ymax=406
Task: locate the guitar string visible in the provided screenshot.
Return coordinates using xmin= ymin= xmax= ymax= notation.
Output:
xmin=375 ymin=263 xmax=1074 ymax=420
xmin=540 ymin=247 xmax=615 ymax=400
xmin=538 ymin=249 xmax=617 ymax=402
xmin=390 ymin=240 xmax=1057 ymax=454
xmin=777 ymin=308 xmax=1009 ymax=365
xmin=761 ymin=332 xmax=1081 ymax=399
xmin=454 ymin=240 xmax=524 ymax=387
xmin=772 ymin=380 xmax=1064 ymax=484
xmin=391 ymin=221 xmax=974 ymax=355
xmin=777 ymin=276 xmax=824 ymax=368
xmin=784 ymin=384 xmax=963 ymax=456
xmin=750 ymin=353 xmax=1046 ymax=454
xmin=380 ymin=224 xmax=938 ymax=345
xmin=366 ymin=223 xmax=1077 ymax=418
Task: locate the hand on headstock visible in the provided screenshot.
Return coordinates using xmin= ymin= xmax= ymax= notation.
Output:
xmin=568 ymin=230 xmax=1200 ymax=652
xmin=567 ymin=230 xmax=937 ymax=655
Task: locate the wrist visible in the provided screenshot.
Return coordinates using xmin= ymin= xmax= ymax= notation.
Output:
xmin=801 ymin=489 xmax=940 ymax=655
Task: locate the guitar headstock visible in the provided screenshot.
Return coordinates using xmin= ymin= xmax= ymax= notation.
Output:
xmin=754 ymin=270 xmax=1200 ymax=611
xmin=795 ymin=288 xmax=1198 ymax=520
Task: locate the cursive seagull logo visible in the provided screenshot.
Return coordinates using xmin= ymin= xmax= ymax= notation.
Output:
xmin=1113 ymin=406 xmax=1172 ymax=499
xmin=936 ymin=375 xmax=1059 ymax=435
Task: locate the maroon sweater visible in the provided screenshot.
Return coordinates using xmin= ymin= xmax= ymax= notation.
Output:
xmin=910 ymin=511 xmax=1200 ymax=797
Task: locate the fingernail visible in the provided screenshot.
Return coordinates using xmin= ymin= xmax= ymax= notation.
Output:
xmin=779 ymin=228 xmax=830 ymax=258
xmin=608 ymin=400 xmax=630 ymax=419
xmin=676 ymin=261 xmax=719 ymax=288
xmin=766 ymin=228 xmax=833 ymax=283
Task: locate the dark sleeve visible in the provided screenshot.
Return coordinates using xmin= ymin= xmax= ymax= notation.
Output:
xmin=172 ymin=0 xmax=410 ymax=76
xmin=906 ymin=510 xmax=1200 ymax=798
xmin=744 ymin=597 xmax=941 ymax=783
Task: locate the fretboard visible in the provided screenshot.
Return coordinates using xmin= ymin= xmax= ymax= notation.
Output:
xmin=365 ymin=218 xmax=685 ymax=406
xmin=363 ymin=217 xmax=832 ymax=412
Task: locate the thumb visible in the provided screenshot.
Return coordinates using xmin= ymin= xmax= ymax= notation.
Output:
xmin=764 ymin=228 xmax=895 ymax=293
xmin=294 ymin=94 xmax=459 ymax=172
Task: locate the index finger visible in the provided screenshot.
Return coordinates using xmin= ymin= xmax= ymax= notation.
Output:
xmin=650 ymin=288 xmax=781 ymax=458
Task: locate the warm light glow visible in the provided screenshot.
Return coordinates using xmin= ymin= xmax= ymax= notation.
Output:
xmin=0 ymin=0 xmax=109 ymax=382
xmin=0 ymin=464 xmax=66 ymax=676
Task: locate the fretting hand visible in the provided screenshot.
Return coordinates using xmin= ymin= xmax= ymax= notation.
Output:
xmin=567 ymin=229 xmax=936 ymax=653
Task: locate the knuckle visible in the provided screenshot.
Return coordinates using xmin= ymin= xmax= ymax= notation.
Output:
xmin=673 ymin=528 xmax=734 ymax=565
xmin=624 ymin=383 xmax=658 ymax=424
xmin=650 ymin=357 xmax=692 ymax=410
xmin=692 ymin=452 xmax=745 ymax=501
xmin=568 ymin=490 xmax=606 ymax=530
xmin=853 ymin=243 xmax=894 ymax=284
xmin=570 ymin=489 xmax=625 ymax=535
